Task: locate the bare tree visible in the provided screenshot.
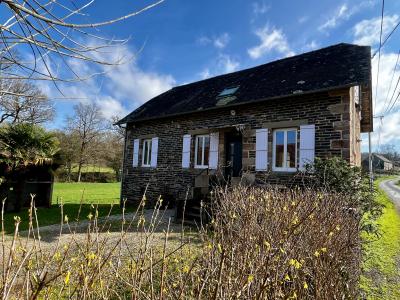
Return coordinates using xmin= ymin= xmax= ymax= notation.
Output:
xmin=66 ymin=102 xmax=104 ymax=182
xmin=53 ymin=130 xmax=81 ymax=182
xmin=0 ymin=80 xmax=54 ymax=124
xmin=110 ymin=115 xmax=126 ymax=140
xmin=379 ymin=144 xmax=400 ymax=162
xmin=100 ymin=130 xmax=124 ymax=181
xmin=0 ymin=0 xmax=163 ymax=95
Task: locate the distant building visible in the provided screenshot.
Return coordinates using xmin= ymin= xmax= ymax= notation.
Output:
xmin=362 ymin=153 xmax=394 ymax=172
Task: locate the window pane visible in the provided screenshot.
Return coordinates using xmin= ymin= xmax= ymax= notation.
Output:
xmin=148 ymin=140 xmax=152 ymax=165
xmin=203 ymin=136 xmax=210 ymax=166
xmin=143 ymin=141 xmax=148 ymax=165
xmin=287 ymin=130 xmax=296 ymax=168
xmin=196 ymin=137 xmax=203 ymax=165
xmin=275 ymin=131 xmax=284 ymax=168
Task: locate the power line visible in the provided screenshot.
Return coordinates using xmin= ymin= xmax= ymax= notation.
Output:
xmin=386 ymin=88 xmax=400 ymax=114
xmin=371 ymin=18 xmax=400 ymax=59
xmin=377 ymin=116 xmax=384 ymax=152
xmin=373 ymin=0 xmax=385 ymax=114
xmin=384 ymin=73 xmax=400 ymax=114
xmin=382 ymin=49 xmax=400 ymax=113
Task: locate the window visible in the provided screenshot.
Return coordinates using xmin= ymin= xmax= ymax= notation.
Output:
xmin=218 ymin=86 xmax=239 ymax=97
xmin=353 ymin=85 xmax=360 ymax=105
xmin=142 ymin=139 xmax=152 ymax=167
xmin=273 ymin=128 xmax=297 ymax=172
xmin=195 ymin=135 xmax=210 ymax=168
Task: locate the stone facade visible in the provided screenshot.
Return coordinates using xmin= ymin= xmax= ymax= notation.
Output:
xmin=121 ymin=88 xmax=362 ymax=206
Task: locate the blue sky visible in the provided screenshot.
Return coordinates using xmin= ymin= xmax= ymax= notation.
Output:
xmin=18 ymin=0 xmax=400 ymax=152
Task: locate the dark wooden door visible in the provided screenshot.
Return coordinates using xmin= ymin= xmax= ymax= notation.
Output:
xmin=225 ymin=132 xmax=243 ymax=178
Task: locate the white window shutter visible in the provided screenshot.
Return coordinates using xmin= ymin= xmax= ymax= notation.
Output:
xmin=182 ymin=134 xmax=191 ymax=168
xmin=299 ymin=124 xmax=315 ymax=170
xmin=150 ymin=137 xmax=159 ymax=168
xmin=256 ymin=129 xmax=268 ymax=171
xmin=209 ymin=132 xmax=219 ymax=169
xmin=132 ymin=139 xmax=140 ymax=167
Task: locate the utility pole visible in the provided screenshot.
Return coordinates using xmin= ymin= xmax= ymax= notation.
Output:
xmin=369 ymin=115 xmax=385 ymax=190
xmin=368 ymin=132 xmax=373 ymax=191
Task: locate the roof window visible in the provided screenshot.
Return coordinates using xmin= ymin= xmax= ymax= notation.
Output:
xmin=218 ymin=86 xmax=239 ymax=97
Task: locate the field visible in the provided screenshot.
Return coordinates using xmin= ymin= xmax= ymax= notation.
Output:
xmin=70 ymin=164 xmax=114 ymax=173
xmin=360 ymin=177 xmax=400 ymax=299
xmin=2 ymin=182 xmax=127 ymax=234
xmin=53 ymin=182 xmax=120 ymax=204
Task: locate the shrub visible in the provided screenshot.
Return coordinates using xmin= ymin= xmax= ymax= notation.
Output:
xmin=55 ymin=170 xmax=117 ymax=183
xmin=306 ymin=157 xmax=382 ymax=233
xmin=0 ymin=185 xmax=361 ymax=299
xmin=183 ymin=186 xmax=361 ymax=299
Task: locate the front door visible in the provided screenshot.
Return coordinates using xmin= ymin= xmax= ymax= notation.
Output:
xmin=225 ymin=132 xmax=243 ymax=179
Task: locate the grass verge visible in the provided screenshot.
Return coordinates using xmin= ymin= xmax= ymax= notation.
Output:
xmin=360 ymin=176 xmax=400 ymax=299
xmin=2 ymin=182 xmax=128 ymax=234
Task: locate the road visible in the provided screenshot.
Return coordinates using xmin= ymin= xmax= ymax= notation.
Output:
xmin=379 ymin=177 xmax=400 ymax=212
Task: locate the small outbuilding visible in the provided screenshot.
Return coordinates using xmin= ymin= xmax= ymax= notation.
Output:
xmin=0 ymin=164 xmax=54 ymax=212
xmin=362 ymin=153 xmax=394 ymax=172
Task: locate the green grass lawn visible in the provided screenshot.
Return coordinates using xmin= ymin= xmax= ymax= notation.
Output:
xmin=360 ymin=176 xmax=400 ymax=299
xmin=1 ymin=182 xmax=134 ymax=234
xmin=53 ymin=182 xmax=120 ymax=205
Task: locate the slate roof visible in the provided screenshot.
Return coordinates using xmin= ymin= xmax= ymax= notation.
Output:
xmin=362 ymin=153 xmax=393 ymax=164
xmin=117 ymin=43 xmax=372 ymax=125
xmin=373 ymin=154 xmax=393 ymax=164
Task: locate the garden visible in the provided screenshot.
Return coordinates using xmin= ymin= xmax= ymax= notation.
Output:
xmin=1 ymin=158 xmax=398 ymax=299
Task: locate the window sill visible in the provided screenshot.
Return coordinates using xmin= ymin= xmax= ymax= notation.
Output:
xmin=272 ymin=168 xmax=297 ymax=173
xmin=194 ymin=165 xmax=208 ymax=169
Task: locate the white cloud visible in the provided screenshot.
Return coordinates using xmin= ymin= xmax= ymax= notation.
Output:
xmin=319 ymin=4 xmax=350 ymax=31
xmin=361 ymin=51 xmax=400 ymax=151
xmin=199 ymin=54 xmax=240 ymax=79
xmin=353 ymin=14 xmax=399 ymax=46
xmin=371 ymin=52 xmax=400 ymax=117
xmin=197 ymin=33 xmax=231 ymax=49
xmin=103 ymin=60 xmax=175 ymax=105
xmin=247 ymin=25 xmax=294 ymax=60
xmin=298 ymin=16 xmax=309 ymax=24
xmin=37 ymin=43 xmax=175 ymax=120
xmin=199 ymin=69 xmax=212 ymax=80
xmin=303 ymin=40 xmax=319 ymax=51
xmin=96 ymin=96 xmax=128 ymax=120
xmin=213 ymin=33 xmax=230 ymax=49
xmin=319 ymin=1 xmax=377 ymax=33
xmin=196 ymin=36 xmax=212 ymax=46
xmin=219 ymin=54 xmax=240 ymax=73
xmin=252 ymin=1 xmax=270 ymax=16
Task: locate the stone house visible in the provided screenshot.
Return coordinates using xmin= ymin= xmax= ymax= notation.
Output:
xmin=362 ymin=153 xmax=394 ymax=172
xmin=116 ymin=43 xmax=373 ymax=208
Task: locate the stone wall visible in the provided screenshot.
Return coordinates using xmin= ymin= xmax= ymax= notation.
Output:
xmin=121 ymin=89 xmax=358 ymax=206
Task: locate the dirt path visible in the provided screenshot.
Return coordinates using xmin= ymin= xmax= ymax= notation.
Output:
xmin=21 ymin=209 xmax=177 ymax=241
xmin=12 ymin=209 xmax=195 ymax=252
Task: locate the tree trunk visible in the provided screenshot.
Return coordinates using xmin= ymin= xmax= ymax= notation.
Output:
xmin=77 ymin=161 xmax=83 ymax=183
xmin=77 ymin=142 xmax=86 ymax=183
xmin=66 ymin=162 xmax=72 ymax=182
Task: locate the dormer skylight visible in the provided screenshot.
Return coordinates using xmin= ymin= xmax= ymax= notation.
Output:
xmin=218 ymin=86 xmax=239 ymax=97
